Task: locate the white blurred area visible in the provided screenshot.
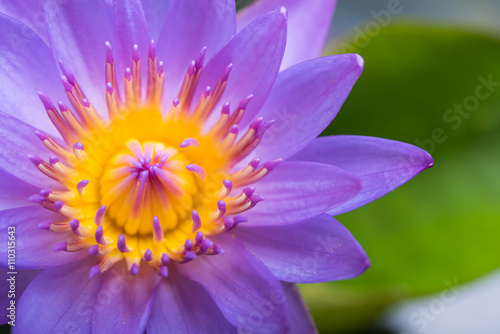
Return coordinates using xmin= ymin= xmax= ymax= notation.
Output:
xmin=383 ymin=269 xmax=500 ymax=334
xmin=329 ymin=0 xmax=500 ymax=40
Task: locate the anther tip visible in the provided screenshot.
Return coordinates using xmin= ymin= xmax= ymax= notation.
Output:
xmin=34 ymin=131 xmax=48 ymax=141
xmin=159 ymin=266 xmax=169 ymax=278
xmin=53 ymin=241 xmax=67 ymax=252
xmin=28 ymin=155 xmax=43 ymax=166
xmin=37 ymin=92 xmax=53 ymax=110
xmin=130 ymin=263 xmax=140 ymax=276
xmin=89 ymin=265 xmax=101 ymax=279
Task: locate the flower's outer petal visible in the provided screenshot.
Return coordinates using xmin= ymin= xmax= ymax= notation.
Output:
xmin=0 ymin=13 xmax=65 ymax=135
xmin=197 ymin=8 xmax=287 ymax=129
xmin=0 ymin=269 xmax=41 ymax=325
xmin=14 ymin=259 xmax=101 ymax=334
xmin=253 ymin=54 xmax=364 ymax=162
xmin=245 ymin=161 xmax=361 ymax=226
xmin=177 ymin=234 xmax=291 ymax=333
xmin=0 ymin=111 xmax=60 ymax=189
xmin=0 ymin=1 xmax=48 ymax=44
xmin=0 ymin=170 xmax=39 ymax=210
xmin=92 ymin=262 xmax=161 ymax=334
xmin=282 ymin=282 xmax=317 ymax=334
xmin=237 ymin=0 xmax=336 ymax=70
xmin=44 ymin=0 xmax=115 ymax=113
xmin=147 ymin=268 xmax=236 ymax=334
xmin=112 ymin=0 xmax=150 ymax=85
xmin=0 ymin=206 xmax=87 ymax=269
xmin=140 ymin=0 xmax=173 ymax=41
xmin=236 ymin=214 xmax=369 ymax=283
xmin=289 ymin=135 xmax=434 ymax=215
xmin=157 ymin=0 xmax=236 ymax=106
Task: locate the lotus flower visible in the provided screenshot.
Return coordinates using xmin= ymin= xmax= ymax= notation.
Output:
xmin=0 ymin=0 xmax=433 ymax=333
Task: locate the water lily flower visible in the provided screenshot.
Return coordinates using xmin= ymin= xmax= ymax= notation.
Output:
xmin=0 ymin=0 xmax=433 ymax=333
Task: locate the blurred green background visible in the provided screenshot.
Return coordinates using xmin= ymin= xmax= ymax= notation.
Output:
xmin=238 ymin=0 xmax=500 ymax=333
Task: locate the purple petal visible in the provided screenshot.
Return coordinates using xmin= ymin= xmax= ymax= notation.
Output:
xmin=289 ymin=135 xmax=434 ymax=215
xmin=0 ymin=111 xmax=59 ymax=189
xmin=0 ymin=206 xmax=87 ymax=269
xmin=0 ymin=170 xmax=39 ymax=210
xmin=92 ymin=262 xmax=161 ymax=334
xmin=0 ymin=13 xmax=66 ymax=134
xmin=245 ymin=161 xmax=361 ymax=226
xmin=157 ymin=0 xmax=236 ymax=106
xmin=197 ymin=7 xmax=287 ymax=129
xmin=112 ymin=0 xmax=151 ymax=86
xmin=147 ymin=268 xmax=236 ymax=334
xmin=237 ymin=0 xmax=337 ymax=70
xmin=44 ymin=0 xmax=115 ymax=113
xmin=0 ymin=269 xmax=41 ymax=325
xmin=236 ymin=214 xmax=369 ymax=283
xmin=14 ymin=259 xmax=101 ymax=333
xmin=140 ymin=0 xmax=173 ymax=41
xmin=253 ymin=54 xmax=364 ymax=162
xmin=177 ymin=234 xmax=290 ymax=333
xmin=282 ymin=282 xmax=317 ymax=334
xmin=0 ymin=1 xmax=49 ymax=44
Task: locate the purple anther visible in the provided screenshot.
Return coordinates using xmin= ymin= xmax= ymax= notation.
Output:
xmin=183 ymin=251 xmax=197 ymax=263
xmin=180 ymin=138 xmax=199 ymax=148
xmin=157 ymin=61 xmax=164 ymax=75
xmin=256 ymin=120 xmax=275 ymax=138
xmin=222 ymin=179 xmax=233 ymax=193
xmin=264 ymin=158 xmax=283 ymax=172
xmin=38 ymin=92 xmax=54 ymax=110
xmin=39 ymin=189 xmax=52 ymax=197
xmin=249 ymin=158 xmax=261 ymax=169
xmin=132 ymin=44 xmax=140 ymax=62
xmin=49 ymin=155 xmax=59 ymax=165
xmin=94 ymin=205 xmax=106 ymax=226
xmin=73 ymin=142 xmax=85 ymax=151
xmin=243 ymin=187 xmax=255 ymax=197
xmin=191 ymin=210 xmax=201 ymax=232
xmin=95 ymin=226 xmax=106 ymax=245
xmin=200 ymin=239 xmax=213 ymax=254
xmin=69 ymin=219 xmax=80 ymax=233
xmin=152 ymin=216 xmax=164 ymax=242
xmin=88 ymin=244 xmax=99 ymax=256
xmin=221 ymin=102 xmax=230 ymax=115
xmin=249 ymin=117 xmax=264 ymax=130
xmin=203 ymin=86 xmax=212 ymax=98
xmin=222 ymin=63 xmax=233 ymax=82
xmin=187 ymin=60 xmax=196 ymax=76
xmin=77 ymin=180 xmax=89 ymax=196
xmin=28 ymin=155 xmax=43 ymax=166
xmin=172 ymin=97 xmax=181 ymax=107
xmin=223 ymin=217 xmax=233 ymax=231
xmin=53 ymin=241 xmax=67 ymax=252
xmin=238 ymin=94 xmax=254 ymax=110
xmin=217 ymin=200 xmax=226 ymax=215
xmin=37 ymin=222 xmax=51 ymax=230
xmin=82 ymin=98 xmax=90 ymax=108
xmin=233 ymin=215 xmax=249 ymax=224
xmin=149 ymin=40 xmax=157 ymax=60
xmin=61 ymin=76 xmax=73 ymax=92
xmin=184 ymin=239 xmax=193 ymax=251
xmin=125 ymin=67 xmax=132 ymax=81
xmin=106 ymin=82 xmax=114 ymax=95
xmin=144 ymin=249 xmax=153 ymax=262
xmin=195 ymin=46 xmax=207 ymax=69
xmin=57 ymin=101 xmax=69 ymax=112
xmin=105 ymin=41 xmax=114 ymax=63
xmin=161 ymin=253 xmax=170 ymax=266
xmin=117 ymin=234 xmax=130 ymax=253
xmin=89 ymin=265 xmax=101 ymax=279
xmin=229 ymin=124 xmax=239 ymax=134
xmin=130 ymin=263 xmax=140 ymax=276
xmin=186 ymin=164 xmax=206 ymax=180
xmin=212 ymin=244 xmax=225 ymax=255
xmin=53 ymin=201 xmax=64 ymax=211
xmin=195 ymin=231 xmax=204 ymax=246
xmin=29 ymin=194 xmax=45 ymax=204
xmin=58 ymin=59 xmax=76 ymax=85
xmin=34 ymin=131 xmax=48 ymax=141
xmin=159 ymin=266 xmax=169 ymax=278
